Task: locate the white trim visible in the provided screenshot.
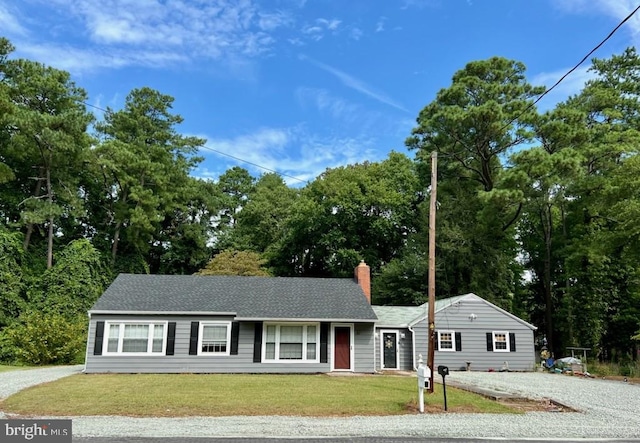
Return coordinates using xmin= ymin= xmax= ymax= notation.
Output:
xmin=492 ymin=331 xmax=510 ymax=352
xmin=379 ymin=329 xmax=400 ymax=370
xmin=261 ymin=322 xmax=320 ymax=363
xmin=407 ymin=293 xmax=537 ymax=330
xmin=90 ymin=310 xmax=236 ymax=316
xmin=437 ymin=330 xmax=456 ymax=352
xmin=102 ymin=320 xmax=168 ymax=356
xmin=197 ymin=321 xmax=232 ymax=356
xmin=408 ymin=324 xmax=417 ymax=370
xmin=238 ymin=317 xmax=376 ymax=323
xmin=331 ymin=323 xmax=354 ymax=372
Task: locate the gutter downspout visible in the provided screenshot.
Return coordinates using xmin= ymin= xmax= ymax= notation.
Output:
xmin=408 ymin=324 xmax=417 ymax=371
xmin=83 ymin=312 xmax=91 ymax=373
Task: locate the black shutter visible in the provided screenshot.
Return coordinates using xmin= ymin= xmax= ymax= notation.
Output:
xmin=486 ymin=332 xmax=493 ymax=351
xmin=189 ymin=321 xmax=199 ymax=355
xmin=253 ymin=322 xmax=263 ymax=363
xmin=433 ymin=330 xmax=438 ymax=351
xmin=230 ymin=322 xmax=240 ymax=355
xmin=320 ymin=322 xmax=329 ymax=363
xmin=509 ymin=333 xmax=516 ymax=352
xmin=166 ymin=322 xmax=176 ymax=356
xmin=93 ymin=321 xmax=105 ymax=355
xmin=455 ymin=332 xmax=462 ymax=352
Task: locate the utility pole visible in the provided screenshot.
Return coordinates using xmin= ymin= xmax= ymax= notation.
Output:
xmin=427 ymin=151 xmax=437 ymax=393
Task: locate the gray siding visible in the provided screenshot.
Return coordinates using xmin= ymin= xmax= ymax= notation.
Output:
xmin=374 ymin=328 xmax=414 ymax=371
xmin=411 ymin=298 xmax=536 ymax=372
xmin=85 ymin=315 xmax=374 ymax=373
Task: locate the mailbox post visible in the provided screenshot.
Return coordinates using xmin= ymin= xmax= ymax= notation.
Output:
xmin=417 ymin=355 xmax=431 ymax=413
xmin=438 ymin=365 xmax=449 ymax=411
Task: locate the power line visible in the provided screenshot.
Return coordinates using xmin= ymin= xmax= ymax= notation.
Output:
xmin=78 ymin=100 xmax=308 ymax=184
xmin=530 ymin=3 xmax=640 ymax=109
xmin=506 ymin=3 xmax=640 ymax=130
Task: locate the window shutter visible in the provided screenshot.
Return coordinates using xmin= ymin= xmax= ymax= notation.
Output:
xmin=320 ymin=322 xmax=329 ymax=363
xmin=433 ymin=330 xmax=438 ymax=351
xmin=230 ymin=322 xmax=240 ymax=355
xmin=166 ymin=322 xmax=176 ymax=356
xmin=253 ymin=322 xmax=263 ymax=363
xmin=455 ymin=332 xmax=462 ymax=352
xmin=93 ymin=321 xmax=105 ymax=355
xmin=486 ymin=332 xmax=493 ymax=351
xmin=509 ymin=333 xmax=516 ymax=352
xmin=189 ymin=321 xmax=199 ymax=355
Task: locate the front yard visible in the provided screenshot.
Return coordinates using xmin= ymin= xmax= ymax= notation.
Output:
xmin=0 ymin=373 xmax=518 ymax=416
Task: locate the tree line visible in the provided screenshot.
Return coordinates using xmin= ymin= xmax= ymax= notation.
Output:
xmin=0 ymin=36 xmax=638 ymax=364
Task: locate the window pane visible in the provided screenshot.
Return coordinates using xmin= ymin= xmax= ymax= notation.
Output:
xmin=122 ymin=325 xmax=149 ymax=352
xmin=279 ymin=343 xmax=303 ymax=359
xmin=201 ymin=324 xmax=228 ymax=353
xmin=152 ymin=325 xmax=164 ymax=352
xmin=306 ymin=343 xmax=316 ymax=360
xmin=280 ymin=326 xmax=303 ymax=341
xmin=107 ymin=324 xmax=119 ymax=352
xmin=266 ymin=325 xmax=276 ymax=342
xmin=265 ymin=343 xmax=276 ymax=360
xmin=494 ymin=333 xmax=507 ymax=350
xmin=306 ymin=325 xmax=316 ymax=343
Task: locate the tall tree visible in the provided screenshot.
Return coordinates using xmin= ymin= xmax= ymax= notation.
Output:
xmin=1 ymin=55 xmax=93 ymax=268
xmin=406 ymin=57 xmax=544 ymax=309
xmin=92 ymin=87 xmax=205 ymax=269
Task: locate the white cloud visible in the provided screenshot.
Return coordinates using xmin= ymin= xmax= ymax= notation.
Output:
xmin=299 ymin=54 xmax=410 ymax=113
xmin=350 ymin=27 xmax=363 ymax=40
xmin=375 ymin=17 xmax=386 ymax=33
xmin=195 ymin=126 xmax=380 ymax=185
xmin=555 ymin=0 xmax=640 ymax=36
xmin=9 ymin=0 xmax=294 ymax=73
xmin=0 ymin=2 xmax=27 ymax=35
xmin=531 ymin=66 xmax=596 ymax=110
xmin=301 ymin=17 xmax=341 ymax=41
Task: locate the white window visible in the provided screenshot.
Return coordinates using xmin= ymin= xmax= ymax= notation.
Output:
xmin=492 ymin=331 xmax=510 ymax=352
xmin=104 ymin=322 xmax=166 ymax=355
xmin=199 ymin=322 xmax=231 ymax=355
xmin=263 ymin=323 xmax=319 ymax=362
xmin=438 ymin=330 xmax=455 ymax=351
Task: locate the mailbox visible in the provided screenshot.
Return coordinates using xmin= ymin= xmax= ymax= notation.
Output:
xmin=417 ymin=364 xmax=431 ymax=390
xmin=438 ymin=365 xmax=449 ymax=377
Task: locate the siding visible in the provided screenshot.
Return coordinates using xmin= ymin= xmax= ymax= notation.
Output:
xmin=374 ymin=328 xmax=414 ymax=371
xmin=85 ymin=315 xmax=374 ymax=373
xmin=411 ymin=298 xmax=536 ymax=372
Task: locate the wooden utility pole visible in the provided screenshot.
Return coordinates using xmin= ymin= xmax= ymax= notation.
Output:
xmin=427 ymin=151 xmax=438 ymax=393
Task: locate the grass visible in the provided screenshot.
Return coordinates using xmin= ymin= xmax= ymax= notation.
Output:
xmin=588 ymin=360 xmax=640 ymax=380
xmin=0 ymin=364 xmax=29 ymax=373
xmin=0 ymin=373 xmax=517 ymax=417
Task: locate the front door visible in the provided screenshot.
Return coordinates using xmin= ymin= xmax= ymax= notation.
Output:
xmin=333 ymin=326 xmax=352 ymax=370
xmin=382 ymin=331 xmax=398 ymax=370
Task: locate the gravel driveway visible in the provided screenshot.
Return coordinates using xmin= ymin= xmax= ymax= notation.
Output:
xmin=1 ymin=368 xmax=639 ymax=439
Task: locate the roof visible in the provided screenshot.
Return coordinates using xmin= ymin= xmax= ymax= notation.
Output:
xmin=90 ymin=274 xmax=378 ymax=322
xmin=373 ymin=293 xmax=537 ymax=330
xmin=372 ymin=305 xmax=424 ymax=327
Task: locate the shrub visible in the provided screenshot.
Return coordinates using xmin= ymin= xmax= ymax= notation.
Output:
xmin=0 ymin=312 xmax=86 ymax=365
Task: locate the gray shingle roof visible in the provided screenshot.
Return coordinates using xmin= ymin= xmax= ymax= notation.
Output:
xmin=90 ymin=274 xmax=378 ymax=321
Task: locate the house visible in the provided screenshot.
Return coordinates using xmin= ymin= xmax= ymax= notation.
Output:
xmin=84 ymin=262 xmax=377 ymax=373
xmin=373 ymin=293 xmax=537 ymax=372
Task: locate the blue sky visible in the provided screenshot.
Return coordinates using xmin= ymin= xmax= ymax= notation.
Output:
xmin=1 ymin=0 xmax=639 ymax=185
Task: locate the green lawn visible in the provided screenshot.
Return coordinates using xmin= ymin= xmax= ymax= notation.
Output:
xmin=0 ymin=364 xmax=28 ymax=372
xmin=0 ymin=373 xmax=517 ymax=416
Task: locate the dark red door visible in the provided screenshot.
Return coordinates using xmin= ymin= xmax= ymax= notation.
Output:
xmin=334 ymin=326 xmax=351 ymax=370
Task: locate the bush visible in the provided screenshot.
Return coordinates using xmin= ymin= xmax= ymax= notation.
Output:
xmin=0 ymin=312 xmax=86 ymax=365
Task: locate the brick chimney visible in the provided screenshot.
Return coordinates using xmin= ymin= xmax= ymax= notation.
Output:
xmin=354 ymin=260 xmax=371 ymax=303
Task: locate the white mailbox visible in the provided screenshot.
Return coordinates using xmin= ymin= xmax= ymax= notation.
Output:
xmin=417 ymin=363 xmax=431 ymax=390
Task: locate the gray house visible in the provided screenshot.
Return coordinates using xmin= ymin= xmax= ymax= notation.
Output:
xmin=84 ymin=262 xmax=377 ymax=373
xmin=373 ymin=293 xmax=537 ymax=372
